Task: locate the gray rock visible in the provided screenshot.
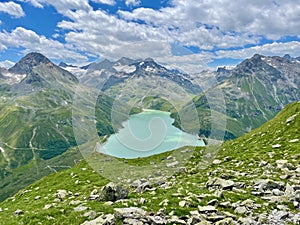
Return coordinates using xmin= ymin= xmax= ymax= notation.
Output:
xmin=212 ymin=159 xmax=222 ymax=165
xmin=14 ymin=209 xmax=23 ymax=215
xmin=132 ymin=179 xmax=151 ymax=193
xmin=234 ymin=206 xmax=247 ymax=214
xmin=167 ymin=216 xmax=186 ymax=224
xmin=285 ymin=183 xmax=295 ymax=197
xmin=206 ymin=178 xmax=235 ymax=190
xmin=148 ymin=215 xmax=168 ymax=224
xmin=123 ymin=218 xmax=144 ymax=225
xmin=100 ymin=182 xmax=128 ymax=202
xmin=254 ymin=179 xmax=284 ymax=192
xmin=198 ymin=205 xmax=217 ymax=213
xmin=179 ymin=200 xmax=187 ymax=207
xmin=272 ymin=188 xmax=284 ymax=196
xmin=286 ymin=114 xmax=296 ymax=123
xmin=272 ymin=144 xmax=281 ymax=148
xmin=81 ymin=214 xmax=115 ymax=225
xmin=276 ymin=160 xmax=295 ymax=170
xmin=259 ymin=160 xmax=268 ymax=167
xmin=241 ymin=199 xmax=254 ymax=209
xmin=166 ymin=161 xmax=179 ymax=168
xmin=215 ymin=218 xmax=235 ymax=225
xmin=56 ymin=189 xmax=68 ymax=200
xmin=114 ymin=207 xmax=147 ymax=219
xmin=74 ymin=205 xmax=88 ymax=212
xmin=83 ymin=211 xmax=97 ymax=220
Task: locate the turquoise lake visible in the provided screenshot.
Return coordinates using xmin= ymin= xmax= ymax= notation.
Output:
xmin=98 ymin=110 xmax=204 ymax=158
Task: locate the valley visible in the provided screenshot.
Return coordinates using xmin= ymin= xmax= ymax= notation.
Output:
xmin=0 ymin=52 xmax=299 ymax=224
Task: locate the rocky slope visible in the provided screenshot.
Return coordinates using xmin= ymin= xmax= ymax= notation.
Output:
xmin=179 ymin=54 xmax=300 ymax=140
xmin=0 ymin=53 xmax=130 ymax=202
xmin=0 ymin=101 xmax=298 ymax=224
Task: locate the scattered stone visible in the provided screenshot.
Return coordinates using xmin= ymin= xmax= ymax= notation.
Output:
xmin=74 ymin=205 xmax=88 ymax=212
xmin=83 ymin=211 xmax=97 ymax=220
xmin=234 ymin=206 xmax=247 ymax=214
xmin=272 ymin=189 xmax=284 ymax=196
xmin=69 ymin=200 xmax=82 ymax=206
xmin=43 ymin=203 xmax=55 ymax=210
xmin=254 ymin=179 xmax=284 ymax=192
xmin=179 ymin=200 xmax=186 ymax=207
xmin=148 ymin=215 xmax=168 ymax=224
xmin=114 ymin=207 xmax=147 ymax=219
xmin=34 ymin=196 xmax=41 ymax=200
xmin=14 ymin=209 xmax=23 ymax=215
xmin=259 ymin=160 xmax=268 ymax=167
xmin=139 ymin=198 xmax=146 ymax=204
xmin=285 ymin=183 xmax=295 ymax=197
xmin=215 ymin=217 xmax=234 ymax=225
xmin=212 ymin=159 xmax=222 ymax=165
xmin=289 ymin=139 xmax=299 ymax=143
xmin=159 ymin=199 xmax=169 ymax=207
xmin=286 ymin=115 xmax=296 ymax=123
xmin=198 ymin=205 xmax=217 ymax=213
xmin=56 ymin=189 xmax=68 ymax=200
xmin=123 ymin=218 xmax=144 ymax=225
xmin=81 ymin=214 xmax=115 ymax=225
xmin=207 ymin=199 xmax=218 ymax=206
xmin=272 ymin=144 xmax=281 ymax=148
xmin=89 ymin=195 xmax=100 ymax=200
xmin=166 ymin=161 xmax=179 ymax=168
xmin=132 ymin=179 xmax=151 ymax=193
xmin=100 ymin=182 xmax=128 ymax=202
xmin=168 ymin=216 xmax=186 ymax=224
xmin=206 ymin=177 xmax=235 ymax=190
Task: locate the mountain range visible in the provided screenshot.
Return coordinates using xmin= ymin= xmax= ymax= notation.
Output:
xmin=0 ymin=52 xmax=299 ymax=204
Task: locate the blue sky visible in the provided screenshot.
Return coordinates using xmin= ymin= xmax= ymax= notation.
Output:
xmin=0 ymin=0 xmax=300 ymax=72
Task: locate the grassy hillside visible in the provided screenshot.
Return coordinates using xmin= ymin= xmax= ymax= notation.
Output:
xmin=0 ymin=101 xmax=298 ymax=224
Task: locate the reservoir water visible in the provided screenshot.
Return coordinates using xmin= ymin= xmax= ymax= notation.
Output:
xmin=98 ymin=109 xmax=204 ymax=158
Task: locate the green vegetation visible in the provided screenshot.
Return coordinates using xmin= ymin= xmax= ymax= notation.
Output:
xmin=0 ymin=101 xmax=298 ymax=224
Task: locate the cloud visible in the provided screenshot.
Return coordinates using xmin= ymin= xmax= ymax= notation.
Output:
xmin=11 ymin=0 xmax=300 ymax=72
xmin=119 ymin=0 xmax=300 ymax=40
xmin=91 ymin=0 xmax=116 ymax=6
xmin=216 ymin=41 xmax=300 ymax=60
xmin=20 ymin=0 xmax=91 ymax=14
xmin=0 ymin=1 xmax=25 ymax=18
xmin=0 ymin=60 xmax=15 ymax=68
xmin=125 ymin=0 xmax=141 ymax=7
xmin=0 ymin=27 xmax=87 ymax=63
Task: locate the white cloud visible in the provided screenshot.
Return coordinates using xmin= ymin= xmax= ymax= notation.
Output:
xmin=119 ymin=0 xmax=300 ymax=40
xmin=91 ymin=0 xmax=116 ymax=6
xmin=0 ymin=1 xmax=25 ymax=18
xmin=0 ymin=27 xmax=87 ymax=63
xmin=125 ymin=0 xmax=141 ymax=7
xmin=0 ymin=60 xmax=15 ymax=68
xmin=20 ymin=0 xmax=91 ymax=14
xmin=216 ymin=41 xmax=300 ymax=60
xmin=11 ymin=0 xmax=300 ymax=72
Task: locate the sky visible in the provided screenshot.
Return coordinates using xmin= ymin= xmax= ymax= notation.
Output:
xmin=0 ymin=0 xmax=300 ymax=72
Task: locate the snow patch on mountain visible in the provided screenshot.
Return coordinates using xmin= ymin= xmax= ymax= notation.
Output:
xmin=113 ymin=65 xmax=136 ymax=73
xmin=2 ymin=71 xmax=26 ymax=84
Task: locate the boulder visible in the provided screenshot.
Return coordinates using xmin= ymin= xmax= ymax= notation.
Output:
xmin=81 ymin=214 xmax=115 ymax=225
xmin=100 ymin=182 xmax=128 ymax=202
xmin=206 ymin=178 xmax=235 ymax=190
xmin=114 ymin=207 xmax=147 ymax=219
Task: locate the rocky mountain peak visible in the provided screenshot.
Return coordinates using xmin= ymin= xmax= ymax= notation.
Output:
xmin=9 ymin=52 xmax=51 ymax=74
